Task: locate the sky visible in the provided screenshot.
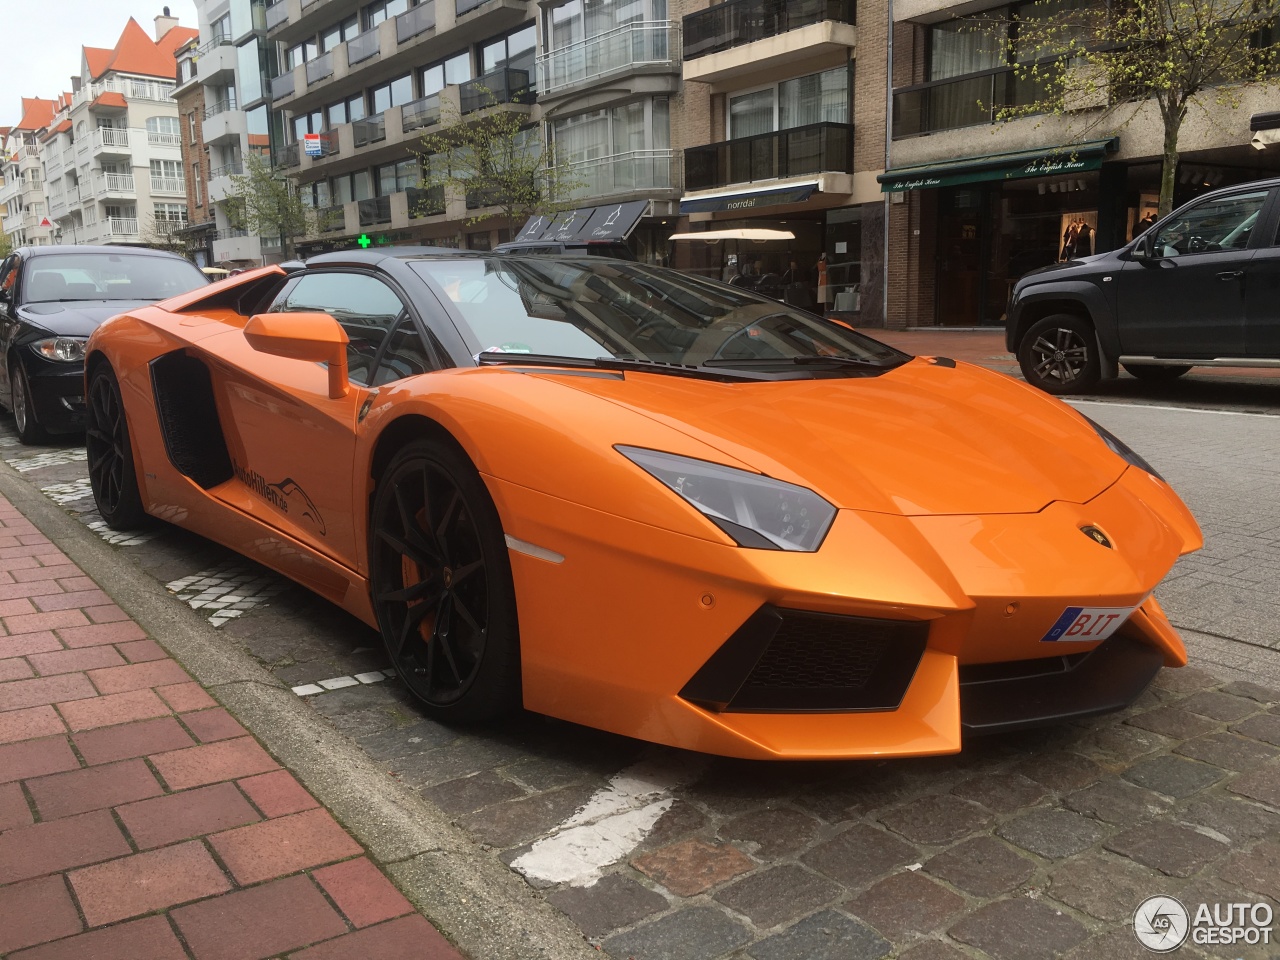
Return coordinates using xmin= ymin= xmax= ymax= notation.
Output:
xmin=0 ymin=0 xmax=198 ymax=125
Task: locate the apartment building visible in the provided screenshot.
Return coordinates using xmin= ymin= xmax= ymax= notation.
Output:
xmin=37 ymin=15 xmax=197 ymax=248
xmin=174 ymin=0 xmax=278 ymax=268
xmin=881 ymin=0 xmax=1280 ymax=326
xmin=1 ymin=99 xmax=59 ymax=249
xmin=171 ymin=35 xmax=216 ymax=266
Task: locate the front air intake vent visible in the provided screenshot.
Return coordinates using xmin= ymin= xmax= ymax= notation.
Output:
xmin=680 ymin=606 xmax=929 ymax=713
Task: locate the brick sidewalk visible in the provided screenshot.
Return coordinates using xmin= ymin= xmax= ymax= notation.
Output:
xmin=0 ymin=494 xmax=463 ymax=960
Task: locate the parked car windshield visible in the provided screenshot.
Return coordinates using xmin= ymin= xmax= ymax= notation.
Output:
xmin=23 ymin=253 xmax=207 ymax=303
xmin=411 ymin=257 xmax=906 ymax=369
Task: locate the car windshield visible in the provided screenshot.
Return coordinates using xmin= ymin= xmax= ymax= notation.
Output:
xmin=410 ymin=257 xmax=906 ymax=371
xmin=23 ymin=253 xmax=206 ymax=303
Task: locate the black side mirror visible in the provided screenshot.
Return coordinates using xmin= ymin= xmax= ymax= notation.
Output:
xmin=1133 ymin=233 xmax=1158 ymax=262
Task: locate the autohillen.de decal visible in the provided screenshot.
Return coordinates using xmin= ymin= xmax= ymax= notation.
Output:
xmin=233 ymin=461 xmax=327 ymax=536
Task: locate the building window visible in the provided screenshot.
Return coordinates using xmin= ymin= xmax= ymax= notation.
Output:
xmin=377 ymin=159 xmax=418 ymax=195
xmin=286 ymin=40 xmax=318 ymax=68
xmin=417 ymin=52 xmax=471 ymax=97
xmin=330 ymin=170 xmax=373 ymax=204
xmin=480 ymin=23 xmax=535 ymax=77
xmin=327 ymin=93 xmax=366 ymax=127
xmin=368 ymin=74 xmax=413 ymax=114
xmin=364 ymin=0 xmax=409 ymax=29
xmin=292 ymin=110 xmax=324 ymax=142
xmin=151 ymin=159 xmax=182 ymax=180
xmin=147 ymin=116 xmax=181 ymax=140
xmin=321 ymin=14 xmax=360 ymax=51
xmin=155 ymin=202 xmax=188 ymax=224
xmin=728 ymin=67 xmax=849 ymax=138
xmin=547 ymin=0 xmax=666 ymax=49
xmin=551 ymin=98 xmax=670 ymax=164
xmin=189 ymin=112 xmax=197 ymax=143
xmin=213 ymin=12 xmax=232 ymax=40
xmin=192 ymin=164 xmax=203 ymax=206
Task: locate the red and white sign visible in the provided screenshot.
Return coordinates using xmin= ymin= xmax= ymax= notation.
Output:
xmin=38 ymin=217 xmax=53 ymax=228
xmin=303 ymin=133 xmax=323 ymax=157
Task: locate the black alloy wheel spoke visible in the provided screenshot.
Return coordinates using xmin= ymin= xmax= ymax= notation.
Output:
xmin=376 ymin=570 xmax=441 ymax=605
xmin=450 ymin=558 xmax=483 ymax=587
xmin=450 ymin=591 xmax=484 ymax=638
xmin=433 ymin=600 xmax=464 ymax=686
xmin=392 ymin=593 xmax=438 ymax=658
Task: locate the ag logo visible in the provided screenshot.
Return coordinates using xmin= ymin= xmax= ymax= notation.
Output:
xmin=1081 ymin=525 xmax=1112 ymax=548
xmin=1134 ymin=895 xmax=1190 ymax=952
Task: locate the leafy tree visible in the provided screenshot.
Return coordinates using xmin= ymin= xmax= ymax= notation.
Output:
xmin=975 ymin=0 xmax=1280 ymax=214
xmin=414 ymin=87 xmax=585 ymax=226
xmin=224 ymin=151 xmax=328 ymax=259
xmin=0 ymin=231 xmax=11 ymax=259
xmin=140 ymin=215 xmax=196 ymax=258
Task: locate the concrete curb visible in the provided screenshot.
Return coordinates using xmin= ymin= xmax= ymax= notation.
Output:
xmin=0 ymin=463 xmax=600 ymax=960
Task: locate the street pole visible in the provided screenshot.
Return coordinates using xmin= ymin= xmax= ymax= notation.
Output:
xmin=883 ymin=0 xmax=893 ymax=327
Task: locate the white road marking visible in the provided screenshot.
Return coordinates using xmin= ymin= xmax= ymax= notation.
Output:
xmin=511 ymin=753 xmax=703 ymax=888
xmin=166 ymin=562 xmax=290 ymax=627
xmin=5 ymin=449 xmax=88 ymax=472
xmin=292 ymin=669 xmax=395 ymax=696
xmin=40 ymin=478 xmax=94 ymax=504
xmin=1070 ymin=398 xmax=1280 ymax=418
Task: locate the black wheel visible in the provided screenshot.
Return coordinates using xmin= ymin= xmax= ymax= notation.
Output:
xmin=369 ymin=439 xmax=520 ymax=722
xmin=1122 ymin=363 xmax=1193 ymax=382
xmin=1018 ymin=314 xmax=1102 ymax=395
xmin=10 ymin=361 xmax=50 ymax=445
xmin=86 ymin=365 xmax=147 ymax=529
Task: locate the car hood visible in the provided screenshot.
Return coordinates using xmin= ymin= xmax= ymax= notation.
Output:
xmin=17 ymin=300 xmax=150 ymax=338
xmin=544 ymin=357 xmax=1126 ymax=516
xmin=1017 ymin=251 xmax=1111 ymax=285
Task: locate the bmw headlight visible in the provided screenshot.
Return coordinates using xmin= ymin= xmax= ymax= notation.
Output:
xmin=1082 ymin=415 xmax=1163 ymax=480
xmin=617 ymin=446 xmax=836 ymax=552
xmin=31 ymin=337 xmax=87 ymax=363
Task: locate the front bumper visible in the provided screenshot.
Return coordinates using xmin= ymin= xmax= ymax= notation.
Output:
xmin=24 ymin=359 xmax=87 ymax=434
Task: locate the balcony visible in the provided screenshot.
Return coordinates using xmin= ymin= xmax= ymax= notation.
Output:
xmin=211 ymin=160 xmax=245 ymax=179
xmin=317 ymin=203 xmax=347 ymax=232
xmin=197 ymin=37 xmax=238 ymax=83
xmin=682 ymin=0 xmax=856 ymax=87
xmin=274 ymin=143 xmax=300 ymax=168
xmin=358 ymin=196 xmax=393 ymax=226
xmin=348 ymin=29 xmax=380 ymax=65
xmin=353 ymin=114 xmax=387 ymax=147
xmin=92 ymin=127 xmax=131 ymax=155
xmin=265 ymin=0 xmax=288 ymax=30
xmin=684 ymin=121 xmax=853 ymax=190
xmin=407 ymin=185 xmax=445 ymax=218
xmin=306 ymin=51 xmax=334 ymax=85
xmin=538 ymin=22 xmax=679 ymax=97
xmin=456 ymin=0 xmax=490 ymax=14
xmin=147 ymin=131 xmax=183 ymax=147
xmin=94 ymin=173 xmax=137 ymax=197
xmin=402 ymin=94 xmax=442 ymax=132
xmin=396 ymin=2 xmax=435 ymax=43
xmin=892 ymin=67 xmax=1050 ymax=138
xmin=271 ymin=70 xmax=296 ymax=101
xmin=203 ymin=108 xmax=248 ymax=145
xmin=213 ymin=230 xmax=261 ymax=262
xmin=460 ymin=68 xmax=535 ymax=113
xmin=563 ymin=149 xmax=675 ymax=201
xmin=151 ymin=176 xmax=186 ymax=196
xmin=106 ymin=217 xmax=140 ymax=238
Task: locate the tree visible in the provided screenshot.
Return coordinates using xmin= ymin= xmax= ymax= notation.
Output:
xmin=414 ymin=87 xmax=585 ymax=227
xmin=224 ymin=151 xmax=327 ymax=260
xmin=0 ymin=231 xmax=11 ymax=259
xmin=975 ymin=0 xmax=1280 ymax=214
xmin=140 ymin=215 xmax=195 ymax=259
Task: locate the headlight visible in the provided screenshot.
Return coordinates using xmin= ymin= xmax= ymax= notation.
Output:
xmin=617 ymin=446 xmax=836 ymax=552
xmin=1082 ymin=415 xmax=1164 ymax=481
xmin=31 ymin=337 xmax=87 ymax=363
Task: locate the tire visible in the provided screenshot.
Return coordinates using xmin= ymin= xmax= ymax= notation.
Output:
xmin=1017 ymin=314 xmax=1102 ymax=395
xmin=86 ymin=364 xmax=147 ymax=529
xmin=10 ymin=361 xmax=50 ymax=445
xmin=369 ymin=438 xmax=520 ymax=722
xmin=1122 ymin=363 xmax=1193 ymax=382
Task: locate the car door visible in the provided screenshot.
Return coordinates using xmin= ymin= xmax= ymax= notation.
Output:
xmin=211 ymin=268 xmax=414 ymax=569
xmin=1243 ymin=193 xmax=1280 ymax=360
xmin=1114 ymin=188 xmax=1270 ymax=358
xmin=0 ymin=254 xmax=24 ymax=402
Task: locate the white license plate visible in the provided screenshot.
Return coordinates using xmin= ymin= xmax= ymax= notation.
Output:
xmin=1040 ymin=605 xmax=1137 ymax=642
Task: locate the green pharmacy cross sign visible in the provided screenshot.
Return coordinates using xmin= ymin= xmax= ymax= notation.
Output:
xmin=358 ymin=234 xmax=372 ymax=248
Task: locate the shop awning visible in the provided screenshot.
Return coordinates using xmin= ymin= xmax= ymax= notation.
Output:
xmin=679 ymin=181 xmax=818 ymax=214
xmin=878 ymin=138 xmax=1119 ymax=193
xmin=512 ymin=201 xmax=648 ymax=243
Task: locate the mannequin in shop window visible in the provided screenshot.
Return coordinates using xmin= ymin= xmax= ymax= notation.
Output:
xmin=1061 ymin=218 xmax=1093 ymax=260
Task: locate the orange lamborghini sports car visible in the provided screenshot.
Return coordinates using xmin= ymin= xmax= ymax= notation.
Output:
xmin=84 ymin=250 xmax=1202 ymax=760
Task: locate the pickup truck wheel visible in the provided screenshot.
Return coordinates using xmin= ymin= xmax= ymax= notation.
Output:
xmin=1122 ymin=363 xmax=1193 ymax=382
xmin=1018 ymin=315 xmax=1101 ymax=395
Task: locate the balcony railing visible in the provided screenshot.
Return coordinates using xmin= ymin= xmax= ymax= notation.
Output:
xmin=94 ymin=127 xmax=130 ymax=149
xmin=396 ymin=2 xmax=435 ymax=43
xmin=151 ymin=176 xmax=186 ymax=195
xmin=402 ymin=94 xmax=442 ymax=132
xmin=353 ymin=113 xmax=386 ymax=147
xmin=538 ymin=21 xmax=678 ymax=95
xmin=205 ymin=97 xmax=239 ymax=119
xmin=306 ymin=51 xmax=334 ymax=85
xmin=358 ymin=195 xmax=393 ymax=226
xmin=684 ymin=121 xmax=853 ymax=190
xmin=211 ymin=160 xmax=245 ymax=178
xmin=456 ymin=0 xmax=489 ymax=15
xmin=265 ymin=0 xmax=288 ymax=29
xmin=892 ymin=66 xmax=1051 ymax=138
xmin=76 ymin=77 xmax=176 ymax=108
xmin=460 ymin=68 xmax=535 ymax=113
xmin=407 ymin=185 xmax=445 ymax=217
xmin=147 ymin=131 xmax=183 ymax=146
xmin=216 ymin=228 xmax=249 ymax=239
xmin=348 ymin=29 xmax=380 ymax=64
xmin=96 ymin=173 xmax=137 ymax=194
xmin=683 ymin=0 xmax=854 ymax=60
xmin=271 ymin=71 xmax=296 ymax=101
xmin=318 ymin=203 xmax=346 ymax=232
xmin=106 ymin=217 xmax=139 ymax=237
xmin=274 ymin=143 xmax=300 ymax=168
xmin=197 ymin=33 xmax=232 ymax=54
xmin=563 ymin=149 xmax=675 ymax=199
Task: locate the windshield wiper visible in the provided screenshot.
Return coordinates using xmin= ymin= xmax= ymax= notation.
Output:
xmin=475 ymin=351 xmax=758 ymax=381
xmin=701 ymin=355 xmax=908 ymax=370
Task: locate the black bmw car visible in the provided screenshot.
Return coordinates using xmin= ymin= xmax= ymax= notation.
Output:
xmin=0 ymin=246 xmax=207 ymax=443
